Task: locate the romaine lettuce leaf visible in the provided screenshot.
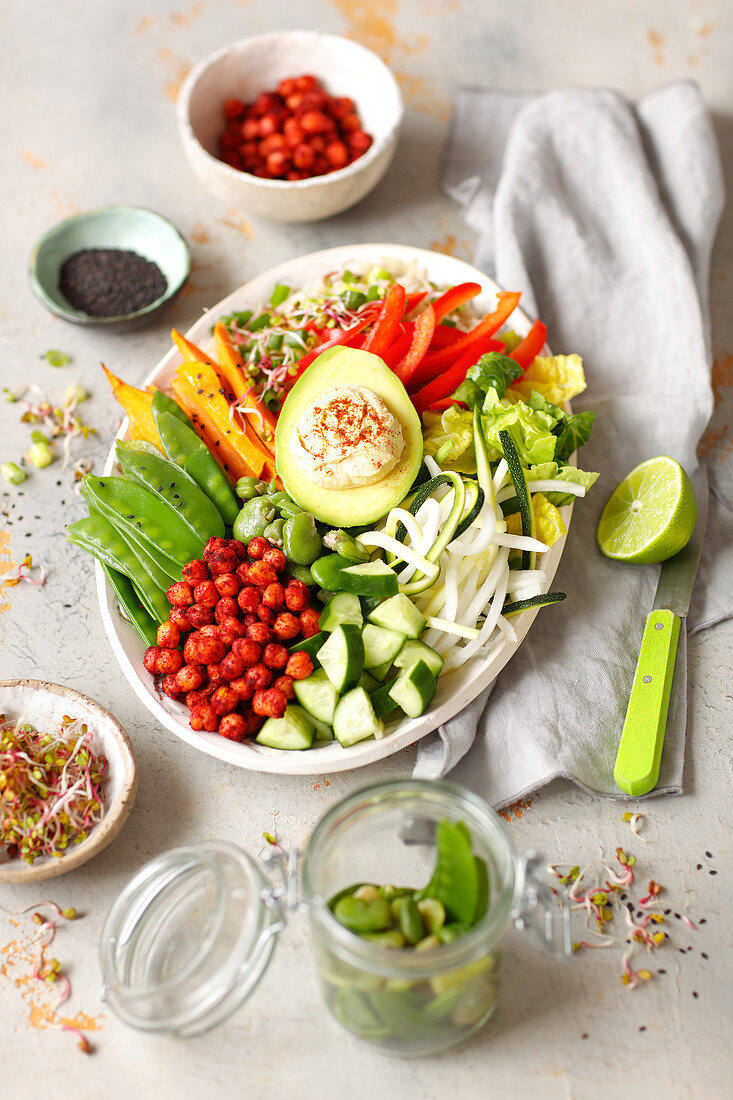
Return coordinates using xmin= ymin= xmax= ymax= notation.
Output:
xmin=482 ymin=391 xmax=559 ymax=466
xmin=422 ymin=407 xmax=477 ymax=473
xmin=525 ymin=389 xmax=595 ymax=463
xmin=527 ymin=462 xmax=599 ymax=506
xmin=509 ymin=353 xmax=587 ymax=405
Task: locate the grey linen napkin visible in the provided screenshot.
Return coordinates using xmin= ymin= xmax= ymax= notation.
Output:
xmin=413 ymin=82 xmax=732 ymax=804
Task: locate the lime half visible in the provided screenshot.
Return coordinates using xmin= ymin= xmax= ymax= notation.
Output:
xmin=596 ymin=456 xmax=697 ymax=564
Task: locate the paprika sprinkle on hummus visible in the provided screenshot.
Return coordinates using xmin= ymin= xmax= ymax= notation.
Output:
xmin=291 ymin=385 xmax=404 ymax=489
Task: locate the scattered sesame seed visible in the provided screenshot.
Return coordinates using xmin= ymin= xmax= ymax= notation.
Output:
xmin=692 ymin=991 xmax=699 ymax=999
xmin=705 ymin=851 xmax=712 ymax=859
xmin=701 ymin=953 xmax=708 ymax=960
xmin=658 ymin=969 xmax=667 ymax=975
xmin=639 ymin=1026 xmax=647 ymax=1032
xmin=709 ymin=870 xmax=717 ymax=876
xmin=696 ymin=864 xmax=702 ymax=871
xmin=581 ymin=1033 xmax=589 ymax=1040
xmin=699 ymin=919 xmax=707 ymax=925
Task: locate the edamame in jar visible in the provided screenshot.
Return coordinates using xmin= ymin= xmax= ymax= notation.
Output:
xmin=302 ymin=779 xmax=517 ymax=1057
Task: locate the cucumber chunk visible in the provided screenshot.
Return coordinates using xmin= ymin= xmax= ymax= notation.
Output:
xmin=317 ymin=624 xmax=364 ymax=692
xmin=393 ymin=639 xmax=444 ymax=678
xmin=288 ymin=704 xmax=334 ymax=741
xmin=320 ymin=591 xmax=363 ymax=632
xmin=293 ymin=668 xmax=340 ymax=725
xmin=367 ymin=593 xmax=426 ymax=639
xmin=358 ymin=669 xmax=379 ymax=691
xmin=370 ymin=659 xmax=393 ymax=681
xmin=362 ymin=623 xmax=407 ymax=669
xmin=289 ymin=631 xmax=328 ymax=661
xmin=340 ymin=560 xmax=399 ymax=598
xmin=333 ymin=687 xmax=385 ymax=747
xmin=256 ymin=706 xmax=316 ymax=750
xmin=388 ymin=660 xmax=437 ymax=718
xmin=370 ymin=681 xmax=400 ymax=720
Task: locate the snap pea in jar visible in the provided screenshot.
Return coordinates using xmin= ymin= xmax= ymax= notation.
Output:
xmin=100 ymin=779 xmax=567 ymax=1055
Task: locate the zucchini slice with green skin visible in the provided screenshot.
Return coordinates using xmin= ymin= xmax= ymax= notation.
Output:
xmin=320 ymin=591 xmax=363 ymax=632
xmin=388 ymin=659 xmax=437 ymax=718
xmin=498 ymin=428 xmax=534 ymax=569
xmin=399 ymin=472 xmax=466 ymax=597
xmin=256 ymin=706 xmax=316 ymax=750
xmin=453 ymin=480 xmax=484 ymax=541
xmin=340 ymin=560 xmax=399 ymax=598
xmin=503 ymin=592 xmax=567 ymax=616
xmin=333 ymin=687 xmax=384 ymax=747
xmin=293 ymin=668 xmax=340 ymax=725
xmin=317 ymin=624 xmax=364 ymax=692
xmin=367 ymin=592 xmax=426 ymax=639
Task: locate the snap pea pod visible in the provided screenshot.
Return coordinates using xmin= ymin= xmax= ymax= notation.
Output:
xmin=66 ymin=514 xmax=170 ymax=624
xmin=115 ymin=518 xmax=182 ymax=586
xmin=116 ymin=440 xmax=225 ymax=541
xmin=101 ymin=563 xmax=158 ymax=648
xmin=155 ymin=411 xmax=240 ymax=526
xmin=81 ymin=475 xmax=204 ymax=567
xmin=152 ymin=389 xmax=194 ymax=429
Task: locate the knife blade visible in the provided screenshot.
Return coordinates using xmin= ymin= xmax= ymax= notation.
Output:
xmin=613 ymin=464 xmax=709 ymax=797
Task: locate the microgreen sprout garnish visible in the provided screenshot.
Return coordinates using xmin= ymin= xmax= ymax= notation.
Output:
xmin=43 ymin=350 xmax=70 ymax=368
xmin=2 ymin=554 xmax=46 ymax=588
xmin=0 ymin=713 xmax=107 ymax=864
xmin=622 ymin=812 xmax=649 ymax=842
xmin=12 ymin=382 xmax=95 ymax=468
xmin=262 ymin=831 xmax=278 ymax=846
xmin=0 ymin=900 xmax=78 ymax=920
xmin=547 ymin=839 xmax=694 ymax=992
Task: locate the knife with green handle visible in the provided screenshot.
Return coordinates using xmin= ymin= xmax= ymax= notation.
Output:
xmin=614 ymin=465 xmax=708 ymax=797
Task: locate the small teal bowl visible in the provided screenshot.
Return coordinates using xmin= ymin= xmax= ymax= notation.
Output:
xmin=29 ymin=206 xmax=191 ymax=332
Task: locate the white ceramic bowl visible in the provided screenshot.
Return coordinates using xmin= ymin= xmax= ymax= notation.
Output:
xmin=0 ymin=680 xmax=137 ymax=884
xmin=176 ymin=32 xmax=404 ymax=223
xmin=98 ymin=244 xmax=574 ymax=776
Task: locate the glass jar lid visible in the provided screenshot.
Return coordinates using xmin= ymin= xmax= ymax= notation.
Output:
xmin=100 ymin=841 xmax=281 ymax=1037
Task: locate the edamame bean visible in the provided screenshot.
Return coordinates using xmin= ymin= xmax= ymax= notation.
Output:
xmin=232 ymin=497 xmax=276 ymax=541
xmin=393 ymin=896 xmax=424 ymax=945
xmin=282 ymin=511 xmax=322 ymax=565
xmin=333 ymin=896 xmax=392 ymax=934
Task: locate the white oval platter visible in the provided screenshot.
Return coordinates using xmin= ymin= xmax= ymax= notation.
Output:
xmin=98 ymin=244 xmax=573 ymax=775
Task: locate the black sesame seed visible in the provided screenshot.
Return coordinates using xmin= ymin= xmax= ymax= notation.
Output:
xmin=658 ymin=969 xmax=667 ymax=975
xmin=664 ymin=908 xmax=672 ymax=915
xmin=581 ymin=1033 xmax=589 ymax=1040
xmin=692 ymin=991 xmax=699 ymax=999
xmin=701 ymin=953 xmax=708 ymax=960
xmin=696 ymin=863 xmax=702 ymax=870
xmin=705 ymin=851 xmax=712 ymax=859
xmin=700 ymin=919 xmax=707 ymax=925
xmin=674 ymin=913 xmax=681 ymax=920
xmin=709 ymin=870 xmax=717 ymax=876
xmin=639 ymin=1026 xmax=647 ymax=1032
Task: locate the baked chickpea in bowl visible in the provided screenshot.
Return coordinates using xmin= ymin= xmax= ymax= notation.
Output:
xmin=176 ymin=32 xmax=403 ymax=223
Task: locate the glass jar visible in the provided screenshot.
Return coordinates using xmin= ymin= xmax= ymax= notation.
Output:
xmin=100 ymin=779 xmax=567 ymax=1054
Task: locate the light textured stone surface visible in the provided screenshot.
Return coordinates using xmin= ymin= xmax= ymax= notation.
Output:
xmin=1 ymin=2 xmax=731 ymax=1098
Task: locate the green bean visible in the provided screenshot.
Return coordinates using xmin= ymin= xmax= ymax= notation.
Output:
xmin=116 ymin=441 xmax=225 ymax=541
xmin=333 ymin=896 xmax=392 ymax=934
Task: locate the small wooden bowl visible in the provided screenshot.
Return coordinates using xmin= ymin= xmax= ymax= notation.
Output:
xmin=0 ymin=680 xmax=137 ymax=884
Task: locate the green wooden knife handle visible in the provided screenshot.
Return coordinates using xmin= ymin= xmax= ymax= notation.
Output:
xmin=614 ymin=609 xmax=681 ymax=797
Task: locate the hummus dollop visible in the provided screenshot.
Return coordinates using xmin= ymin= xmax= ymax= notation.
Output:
xmin=291 ymin=385 xmax=404 ymax=489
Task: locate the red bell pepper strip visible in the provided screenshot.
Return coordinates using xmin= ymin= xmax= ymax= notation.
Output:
xmin=381 ymin=324 xmax=412 ymax=369
xmin=403 ymin=291 xmax=427 ymax=314
xmin=430 ymin=282 xmax=482 ymax=324
xmin=363 ymin=283 xmax=406 ymax=357
xmin=411 ymin=291 xmax=521 ymax=382
xmin=427 ymin=398 xmax=457 ymax=412
xmin=393 ymin=305 xmax=436 ymax=385
xmin=411 ymin=337 xmax=504 ymax=414
xmin=510 ymin=320 xmax=547 ymax=369
xmin=429 ymin=324 xmax=464 ymax=349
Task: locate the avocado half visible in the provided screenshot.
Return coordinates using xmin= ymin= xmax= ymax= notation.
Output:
xmin=275 ymin=346 xmax=423 ymax=527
